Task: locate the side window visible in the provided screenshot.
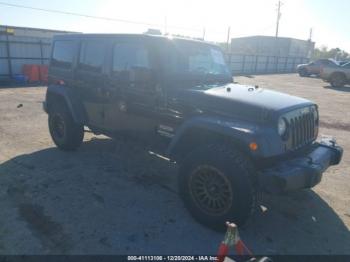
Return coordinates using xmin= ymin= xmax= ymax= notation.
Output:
xmin=79 ymin=41 xmax=106 ymax=73
xmin=322 ymin=60 xmax=332 ymax=66
xmin=52 ymin=40 xmax=76 ymax=69
xmin=112 ymin=42 xmax=150 ymax=81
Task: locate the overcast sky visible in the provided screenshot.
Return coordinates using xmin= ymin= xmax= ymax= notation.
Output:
xmin=1 ymin=0 xmax=349 ymax=52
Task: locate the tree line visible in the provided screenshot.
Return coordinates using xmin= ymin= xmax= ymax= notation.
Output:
xmin=312 ymin=46 xmax=350 ymax=61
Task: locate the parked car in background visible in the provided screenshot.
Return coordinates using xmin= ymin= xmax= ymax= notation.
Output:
xmin=320 ymin=62 xmax=350 ymax=87
xmin=297 ymin=59 xmax=338 ymax=77
xmin=339 ymin=61 xmax=350 ymax=66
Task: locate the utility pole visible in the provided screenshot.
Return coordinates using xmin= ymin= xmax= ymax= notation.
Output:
xmin=308 ymin=27 xmax=313 ymax=41
xmin=275 ymin=0 xmax=282 ymax=38
xmin=307 ymin=28 xmax=314 ymax=60
xmin=164 ymin=16 xmax=168 ymax=35
xmin=202 ymin=27 xmax=206 ymax=40
xmin=226 ymin=26 xmax=231 ymax=52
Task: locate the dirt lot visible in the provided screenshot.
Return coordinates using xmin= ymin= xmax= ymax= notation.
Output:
xmin=0 ymin=74 xmax=349 ymax=255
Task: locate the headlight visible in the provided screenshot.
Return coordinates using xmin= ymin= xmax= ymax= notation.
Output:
xmin=311 ymin=106 xmax=319 ymax=123
xmin=278 ymin=117 xmax=288 ymax=137
xmin=314 ymin=108 xmax=319 ymax=123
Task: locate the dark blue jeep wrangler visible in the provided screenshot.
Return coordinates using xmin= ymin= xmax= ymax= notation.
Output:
xmin=43 ymin=34 xmax=343 ymax=230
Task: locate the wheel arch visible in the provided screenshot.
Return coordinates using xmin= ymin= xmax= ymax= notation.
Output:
xmin=166 ymin=117 xmax=260 ymax=163
xmin=46 ymin=85 xmax=87 ymax=124
xmin=330 ymin=71 xmax=347 ymax=79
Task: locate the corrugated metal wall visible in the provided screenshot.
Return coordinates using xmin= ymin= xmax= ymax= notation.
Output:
xmin=227 ymin=54 xmax=309 ymax=75
xmin=230 ymin=36 xmax=314 ymax=58
xmin=228 ymin=36 xmax=312 ymax=75
xmin=0 ymin=25 xmax=74 ymax=82
xmin=0 ymin=35 xmax=51 ymax=80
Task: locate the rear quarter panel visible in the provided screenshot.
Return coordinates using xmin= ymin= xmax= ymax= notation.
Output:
xmin=320 ymin=67 xmax=335 ymax=81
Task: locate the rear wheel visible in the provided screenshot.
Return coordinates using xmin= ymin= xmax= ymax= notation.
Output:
xmin=179 ymin=144 xmax=257 ymax=231
xmin=48 ymin=104 xmax=84 ymax=151
xmin=330 ymin=73 xmax=346 ymax=87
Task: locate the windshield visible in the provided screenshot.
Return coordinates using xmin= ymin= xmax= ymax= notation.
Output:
xmin=171 ymin=39 xmax=232 ymax=80
xmin=341 ymin=62 xmax=350 ymax=68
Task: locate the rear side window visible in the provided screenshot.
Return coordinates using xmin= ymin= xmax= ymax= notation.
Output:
xmin=79 ymin=41 xmax=106 ymax=73
xmin=52 ymin=40 xmax=76 ymax=69
xmin=322 ymin=60 xmax=332 ymax=66
xmin=113 ymin=42 xmax=150 ymax=73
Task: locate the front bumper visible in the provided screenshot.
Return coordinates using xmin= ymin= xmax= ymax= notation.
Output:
xmin=260 ymin=137 xmax=343 ymax=194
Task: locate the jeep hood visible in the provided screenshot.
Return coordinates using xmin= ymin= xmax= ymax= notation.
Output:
xmin=176 ymin=83 xmax=313 ymax=122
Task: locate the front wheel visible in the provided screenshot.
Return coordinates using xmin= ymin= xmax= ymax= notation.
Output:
xmin=48 ymin=105 xmax=84 ymax=151
xmin=178 ymin=144 xmax=257 ymax=231
xmin=330 ymin=73 xmax=346 ymax=88
xmin=298 ymin=68 xmax=309 ymax=77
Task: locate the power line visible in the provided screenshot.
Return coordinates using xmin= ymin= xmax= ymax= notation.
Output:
xmin=0 ymin=1 xmax=201 ymax=32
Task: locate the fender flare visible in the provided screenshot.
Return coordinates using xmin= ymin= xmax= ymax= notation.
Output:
xmin=166 ymin=116 xmax=265 ymax=160
xmin=45 ymin=85 xmax=87 ymax=124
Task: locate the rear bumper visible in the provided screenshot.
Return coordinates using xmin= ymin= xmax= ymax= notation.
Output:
xmin=260 ymin=137 xmax=343 ymax=194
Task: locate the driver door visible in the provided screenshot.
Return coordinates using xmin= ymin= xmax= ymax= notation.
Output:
xmin=308 ymin=61 xmax=320 ymax=74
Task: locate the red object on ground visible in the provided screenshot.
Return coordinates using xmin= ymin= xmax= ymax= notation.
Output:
xmin=217 ymin=222 xmax=254 ymax=261
xmin=217 ymin=243 xmax=230 ymax=262
xmin=23 ymin=64 xmax=40 ymax=83
xmin=235 ymin=239 xmax=253 ymax=256
xmin=39 ymin=65 xmax=49 ymax=84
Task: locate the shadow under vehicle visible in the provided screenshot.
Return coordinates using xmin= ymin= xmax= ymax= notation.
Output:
xmin=0 ymin=139 xmax=349 ymax=254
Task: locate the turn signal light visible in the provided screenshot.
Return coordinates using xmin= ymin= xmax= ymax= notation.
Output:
xmin=249 ymin=142 xmax=258 ymax=151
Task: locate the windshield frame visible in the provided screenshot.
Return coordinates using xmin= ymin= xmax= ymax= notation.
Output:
xmin=166 ymin=38 xmax=233 ymax=83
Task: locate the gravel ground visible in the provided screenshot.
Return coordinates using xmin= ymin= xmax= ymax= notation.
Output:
xmin=0 ymin=74 xmax=349 ymax=255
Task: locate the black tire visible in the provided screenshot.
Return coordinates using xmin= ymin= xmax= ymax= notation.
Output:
xmin=48 ymin=104 xmax=84 ymax=151
xmin=298 ymin=68 xmax=309 ymax=77
xmin=330 ymin=73 xmax=346 ymax=88
xmin=179 ymin=144 xmax=257 ymax=231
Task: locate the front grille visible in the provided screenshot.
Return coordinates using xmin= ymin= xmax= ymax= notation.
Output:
xmin=288 ymin=108 xmax=317 ymax=150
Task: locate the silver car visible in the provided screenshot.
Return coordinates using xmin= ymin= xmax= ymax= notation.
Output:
xmin=297 ymin=59 xmax=338 ymax=77
xmin=320 ymin=62 xmax=350 ymax=87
